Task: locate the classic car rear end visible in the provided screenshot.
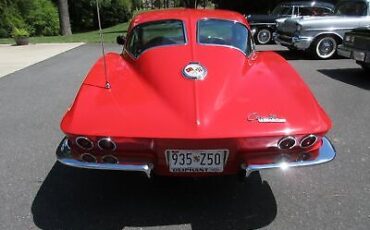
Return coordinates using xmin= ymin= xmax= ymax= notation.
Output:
xmin=57 ymin=9 xmax=335 ymax=179
xmin=337 ymin=26 xmax=370 ymax=70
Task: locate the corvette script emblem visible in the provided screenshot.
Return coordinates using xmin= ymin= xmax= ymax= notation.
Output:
xmin=182 ymin=62 xmax=207 ymax=80
xmin=247 ymin=113 xmax=286 ymax=123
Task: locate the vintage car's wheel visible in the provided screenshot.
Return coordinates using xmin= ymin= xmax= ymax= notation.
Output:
xmin=312 ymin=36 xmax=337 ymax=59
xmin=256 ymin=28 xmax=272 ymax=45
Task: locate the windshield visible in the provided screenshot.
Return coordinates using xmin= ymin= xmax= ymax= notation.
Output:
xmin=335 ymin=1 xmax=368 ymax=16
xmin=126 ymin=20 xmax=186 ymax=57
xmin=272 ymin=5 xmax=293 ymax=16
xmin=197 ymin=19 xmax=251 ymax=55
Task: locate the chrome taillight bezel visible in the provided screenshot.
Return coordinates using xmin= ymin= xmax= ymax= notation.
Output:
xmin=80 ymin=153 xmax=97 ymax=163
xmin=76 ymin=136 xmax=94 ymax=150
xmin=300 ymin=134 xmax=318 ymax=148
xmin=278 ymin=136 xmax=297 ymax=150
xmin=102 ymin=155 xmax=119 ymax=164
xmin=98 ymin=137 xmax=117 ymax=151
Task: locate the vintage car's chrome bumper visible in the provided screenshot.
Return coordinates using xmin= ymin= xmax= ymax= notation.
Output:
xmin=57 ymin=136 xmax=335 ymax=179
xmin=337 ymin=45 xmax=370 ymax=63
xmin=241 ymin=137 xmax=336 ymax=177
xmin=56 ymin=138 xmax=153 ymax=178
xmin=274 ymin=33 xmax=313 ymax=50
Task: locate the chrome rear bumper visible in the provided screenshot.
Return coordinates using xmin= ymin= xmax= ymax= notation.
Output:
xmin=337 ymin=45 xmax=370 ymax=63
xmin=57 ymin=136 xmax=335 ymax=179
xmin=56 ymin=138 xmax=153 ymax=178
xmin=241 ymin=137 xmax=336 ymax=177
xmin=274 ymin=34 xmax=313 ymax=50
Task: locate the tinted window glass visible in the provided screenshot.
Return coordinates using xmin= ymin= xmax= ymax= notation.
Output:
xmin=299 ymin=6 xmax=333 ymax=16
xmin=127 ymin=20 xmax=186 ymax=57
xmin=335 ymin=1 xmax=367 ymax=16
xmin=272 ymin=6 xmax=293 ymax=15
xmin=198 ymin=19 xmax=251 ymax=55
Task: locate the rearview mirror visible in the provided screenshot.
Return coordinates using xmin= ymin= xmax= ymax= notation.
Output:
xmin=116 ymin=35 xmax=126 ymax=45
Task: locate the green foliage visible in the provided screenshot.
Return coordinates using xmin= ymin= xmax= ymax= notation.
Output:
xmin=11 ymin=27 xmax=30 ymax=38
xmin=0 ymin=0 xmax=27 ymax=37
xmin=69 ymin=0 xmax=133 ymax=32
xmin=24 ymin=0 xmax=59 ymax=36
xmin=0 ymin=0 xmax=59 ymax=38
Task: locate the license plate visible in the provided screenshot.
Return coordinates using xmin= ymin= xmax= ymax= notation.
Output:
xmin=353 ymin=51 xmax=365 ymax=61
xmin=166 ymin=149 xmax=229 ymax=173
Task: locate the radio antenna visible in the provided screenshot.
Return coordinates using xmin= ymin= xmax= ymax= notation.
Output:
xmin=96 ymin=0 xmax=110 ymax=89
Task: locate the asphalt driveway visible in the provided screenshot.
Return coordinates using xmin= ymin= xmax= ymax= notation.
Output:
xmin=0 ymin=44 xmax=369 ymax=230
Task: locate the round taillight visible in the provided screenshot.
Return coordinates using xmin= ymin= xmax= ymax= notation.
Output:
xmin=76 ymin=136 xmax=94 ymax=150
xmin=98 ymin=137 xmax=116 ymax=151
xmin=300 ymin=135 xmax=317 ymax=148
xmin=102 ymin=155 xmax=119 ymax=164
xmin=278 ymin=136 xmax=297 ymax=150
xmin=80 ymin=153 xmax=97 ymax=163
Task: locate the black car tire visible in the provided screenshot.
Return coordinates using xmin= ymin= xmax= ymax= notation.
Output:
xmin=357 ymin=61 xmax=370 ymax=72
xmin=256 ymin=28 xmax=272 ymax=45
xmin=311 ymin=35 xmax=338 ymax=59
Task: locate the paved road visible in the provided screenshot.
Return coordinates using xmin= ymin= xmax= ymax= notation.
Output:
xmin=0 ymin=43 xmax=83 ymax=78
xmin=0 ymin=44 xmax=369 ymax=230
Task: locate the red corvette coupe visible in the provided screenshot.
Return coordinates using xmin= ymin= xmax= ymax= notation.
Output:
xmin=57 ymin=9 xmax=336 ymax=179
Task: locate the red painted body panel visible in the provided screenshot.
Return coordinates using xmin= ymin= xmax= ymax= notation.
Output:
xmin=60 ymin=9 xmax=332 ymax=176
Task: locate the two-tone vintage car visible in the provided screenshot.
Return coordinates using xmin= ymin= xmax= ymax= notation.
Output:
xmin=337 ymin=26 xmax=370 ymax=70
xmin=247 ymin=1 xmax=334 ymax=45
xmin=275 ymin=0 xmax=370 ymax=59
xmin=57 ymin=9 xmax=336 ymax=180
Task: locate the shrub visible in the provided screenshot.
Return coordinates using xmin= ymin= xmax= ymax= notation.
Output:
xmin=11 ymin=27 xmax=30 ymax=38
xmin=24 ymin=0 xmax=59 ymax=36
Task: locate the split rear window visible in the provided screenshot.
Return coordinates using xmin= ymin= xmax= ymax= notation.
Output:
xmin=126 ymin=20 xmax=186 ymax=57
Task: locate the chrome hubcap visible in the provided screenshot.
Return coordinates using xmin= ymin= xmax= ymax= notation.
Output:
xmin=257 ymin=30 xmax=271 ymax=44
xmin=317 ymin=37 xmax=336 ymax=58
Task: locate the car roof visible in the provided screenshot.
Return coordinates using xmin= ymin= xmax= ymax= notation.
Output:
xmin=279 ymin=1 xmax=334 ymax=8
xmin=129 ymin=9 xmax=248 ymax=30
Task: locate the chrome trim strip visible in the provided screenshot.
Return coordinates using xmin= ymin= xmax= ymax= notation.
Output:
xmin=57 ymin=138 xmax=153 ymax=178
xmin=241 ymin=137 xmax=336 ymax=177
xmin=250 ymin=23 xmax=276 ymax=26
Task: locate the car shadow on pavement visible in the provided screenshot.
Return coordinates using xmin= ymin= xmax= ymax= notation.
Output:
xmin=274 ymin=50 xmax=348 ymax=61
xmin=275 ymin=50 xmax=310 ymax=60
xmin=318 ymin=68 xmax=370 ymax=90
xmin=32 ymin=162 xmax=277 ymax=230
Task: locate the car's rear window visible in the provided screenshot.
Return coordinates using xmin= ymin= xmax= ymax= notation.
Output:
xmin=127 ymin=20 xmax=186 ymax=58
xmin=197 ymin=19 xmax=251 ymax=56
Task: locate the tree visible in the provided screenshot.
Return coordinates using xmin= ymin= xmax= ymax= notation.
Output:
xmin=57 ymin=0 xmax=72 ymax=35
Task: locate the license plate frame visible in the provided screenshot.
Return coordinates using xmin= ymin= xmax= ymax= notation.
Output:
xmin=166 ymin=149 xmax=229 ymax=173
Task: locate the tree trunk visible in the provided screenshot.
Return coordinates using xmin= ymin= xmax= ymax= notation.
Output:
xmin=57 ymin=0 xmax=72 ymax=36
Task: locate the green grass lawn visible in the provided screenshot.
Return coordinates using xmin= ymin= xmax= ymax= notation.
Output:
xmin=0 ymin=22 xmax=129 ymax=44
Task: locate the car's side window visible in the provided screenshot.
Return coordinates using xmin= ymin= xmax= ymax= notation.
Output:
xmin=126 ymin=20 xmax=186 ymax=58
